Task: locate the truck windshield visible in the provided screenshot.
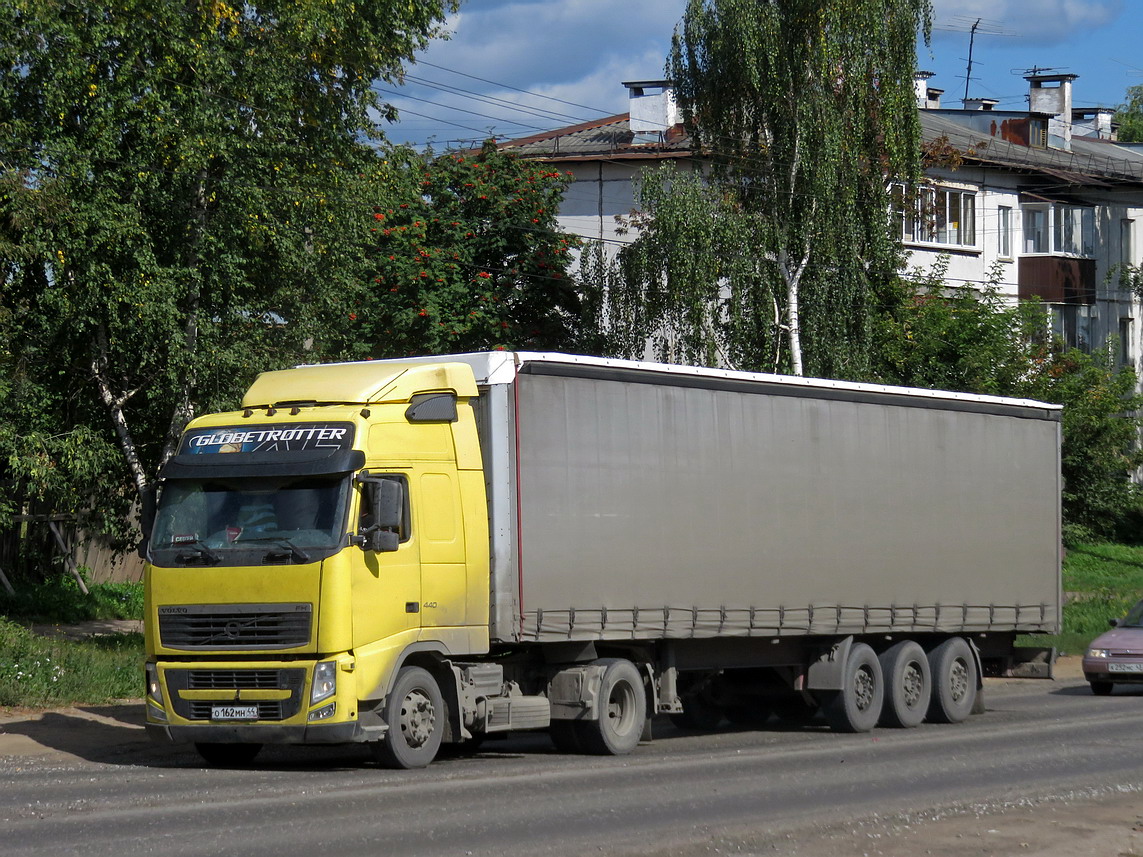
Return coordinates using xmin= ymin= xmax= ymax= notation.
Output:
xmin=149 ymin=474 xmax=350 ymax=567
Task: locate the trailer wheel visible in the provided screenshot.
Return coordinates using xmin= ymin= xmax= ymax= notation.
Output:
xmin=1090 ymin=680 xmax=1114 ymax=696
xmin=371 ymin=666 xmax=445 ymax=769
xmin=878 ymin=640 xmax=931 ymax=728
xmin=578 ymin=658 xmax=646 ymax=755
xmin=927 ymin=637 xmax=978 ymax=724
xmin=822 ymin=642 xmax=883 ymax=733
xmin=194 ymin=742 xmax=262 ymax=767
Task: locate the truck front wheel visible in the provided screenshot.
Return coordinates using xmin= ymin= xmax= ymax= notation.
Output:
xmin=371 ymin=666 xmax=445 ymax=769
xmin=927 ymin=637 xmax=978 ymax=723
xmin=577 ymin=658 xmax=646 ymax=755
xmin=821 ymin=642 xmax=883 ymax=733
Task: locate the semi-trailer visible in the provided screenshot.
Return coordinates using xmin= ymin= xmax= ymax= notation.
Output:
xmin=142 ymin=351 xmax=1061 ymax=768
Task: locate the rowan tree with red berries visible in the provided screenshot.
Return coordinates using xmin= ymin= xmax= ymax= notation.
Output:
xmin=351 ymin=141 xmax=581 ymax=357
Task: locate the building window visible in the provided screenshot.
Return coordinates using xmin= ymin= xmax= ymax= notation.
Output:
xmin=1120 ymin=317 xmax=1133 ymax=366
xmin=1054 ymin=205 xmax=1095 ymax=257
xmin=1021 ymin=204 xmax=1094 ymax=257
xmin=1050 ymin=303 xmax=1094 ymax=353
xmin=1023 ymin=206 xmax=1049 ymax=253
xmin=998 ymin=205 xmax=1012 ymax=258
xmin=895 ymin=185 xmax=976 ymax=248
xmin=1122 ymin=219 xmax=1135 ymax=268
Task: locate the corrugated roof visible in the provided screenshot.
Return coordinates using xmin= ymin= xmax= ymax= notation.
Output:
xmin=498 ymin=104 xmax=1143 ymax=186
xmin=499 ymin=113 xmax=693 ymax=162
xmin=919 ymin=111 xmax=1143 ymax=186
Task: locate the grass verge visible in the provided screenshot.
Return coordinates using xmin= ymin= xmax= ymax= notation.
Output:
xmin=0 ymin=578 xmax=143 ymax=623
xmin=0 ymin=617 xmax=143 ymax=708
xmin=1019 ymin=541 xmax=1143 ymax=656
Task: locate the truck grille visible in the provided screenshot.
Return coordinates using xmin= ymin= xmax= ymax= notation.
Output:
xmin=188 ymin=669 xmax=281 ymax=689
xmin=166 ymin=667 xmax=307 ymax=722
xmin=157 ymin=604 xmax=312 ymax=649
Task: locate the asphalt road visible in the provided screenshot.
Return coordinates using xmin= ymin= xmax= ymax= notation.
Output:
xmin=3 ymin=667 xmax=1143 ymax=857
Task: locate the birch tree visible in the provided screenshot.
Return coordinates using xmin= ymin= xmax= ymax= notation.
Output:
xmin=598 ymin=0 xmax=932 ymax=378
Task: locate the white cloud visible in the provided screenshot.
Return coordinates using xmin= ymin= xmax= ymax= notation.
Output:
xmin=930 ymin=0 xmax=1123 ymax=45
xmin=390 ymin=0 xmax=688 ymax=145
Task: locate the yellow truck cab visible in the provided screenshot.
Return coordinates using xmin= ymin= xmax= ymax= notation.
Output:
xmin=144 ymin=352 xmax=1061 ymax=768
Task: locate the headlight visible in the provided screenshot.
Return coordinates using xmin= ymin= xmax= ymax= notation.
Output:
xmin=145 ymin=663 xmax=164 ymax=703
xmin=1088 ymin=648 xmax=1110 ymax=658
xmin=311 ymin=660 xmax=337 ymax=704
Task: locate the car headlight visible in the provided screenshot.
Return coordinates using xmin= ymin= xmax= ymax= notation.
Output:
xmin=145 ymin=662 xmax=164 ymax=703
xmin=1088 ymin=648 xmax=1110 ymax=658
xmin=311 ymin=660 xmax=337 ymax=705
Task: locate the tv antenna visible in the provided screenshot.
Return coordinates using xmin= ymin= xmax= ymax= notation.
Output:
xmin=933 ymin=15 xmax=1015 ymax=104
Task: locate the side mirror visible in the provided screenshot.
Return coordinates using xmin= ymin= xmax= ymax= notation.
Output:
xmin=356 ymin=476 xmax=403 ymax=553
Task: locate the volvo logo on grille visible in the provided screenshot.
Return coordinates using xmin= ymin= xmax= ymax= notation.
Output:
xmin=224 ymin=621 xmax=244 ymax=638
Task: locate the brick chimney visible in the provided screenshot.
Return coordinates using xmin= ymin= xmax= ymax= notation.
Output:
xmin=623 ymin=80 xmax=680 ymax=144
xmin=1025 ymin=72 xmax=1078 ymax=150
xmin=914 ymin=71 xmax=942 ymax=109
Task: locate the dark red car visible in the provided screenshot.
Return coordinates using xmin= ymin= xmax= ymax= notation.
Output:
xmin=1083 ymin=599 xmax=1143 ymax=694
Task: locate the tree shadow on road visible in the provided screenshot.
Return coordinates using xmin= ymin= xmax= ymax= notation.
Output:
xmin=0 ymin=704 xmax=187 ymax=767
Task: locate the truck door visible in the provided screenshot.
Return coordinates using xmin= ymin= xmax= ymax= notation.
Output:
xmin=350 ymin=476 xmax=420 ymax=648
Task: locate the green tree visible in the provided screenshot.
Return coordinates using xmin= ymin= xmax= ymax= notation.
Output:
xmin=1114 ymin=84 xmax=1143 ymax=143
xmin=352 ymin=143 xmax=581 ymax=357
xmin=873 ymin=261 xmax=1143 ymax=543
xmin=0 ymin=0 xmax=457 ymax=549
xmin=610 ymin=0 xmax=932 ymax=377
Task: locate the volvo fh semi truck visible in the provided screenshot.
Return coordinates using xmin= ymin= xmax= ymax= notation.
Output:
xmin=142 ymin=352 xmax=1061 ymax=768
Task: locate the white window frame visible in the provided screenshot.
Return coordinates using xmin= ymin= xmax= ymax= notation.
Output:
xmin=997 ymin=205 xmax=1012 ymax=259
xmin=1021 ymin=202 xmax=1095 ymax=258
xmin=894 ymin=184 xmax=977 ymax=250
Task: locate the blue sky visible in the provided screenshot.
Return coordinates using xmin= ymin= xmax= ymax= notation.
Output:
xmin=384 ymin=0 xmax=1141 ymax=150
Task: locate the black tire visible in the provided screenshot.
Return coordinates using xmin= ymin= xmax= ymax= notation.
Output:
xmin=822 ymin=642 xmax=883 ymax=733
xmin=195 ymin=742 xmax=262 ymax=767
xmin=668 ymin=691 xmax=724 ymax=731
xmin=370 ymin=666 xmax=445 ymax=769
xmin=549 ymin=720 xmax=583 ymax=753
xmin=927 ymin=637 xmax=978 ymax=724
xmin=878 ymin=640 xmax=931 ymax=728
xmin=1090 ymin=680 xmax=1114 ymax=696
xmin=577 ymin=658 xmax=646 ymax=755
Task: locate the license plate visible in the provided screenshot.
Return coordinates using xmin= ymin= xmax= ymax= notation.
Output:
xmin=1108 ymin=662 xmax=1143 ymax=673
xmin=211 ymin=705 xmax=259 ymax=720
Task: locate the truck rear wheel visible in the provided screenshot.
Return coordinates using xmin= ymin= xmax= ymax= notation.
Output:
xmin=927 ymin=637 xmax=977 ymax=723
xmin=878 ymin=640 xmax=931 ymax=728
xmin=194 ymin=742 xmax=262 ymax=767
xmin=371 ymin=666 xmax=445 ymax=769
xmin=821 ymin=642 xmax=883 ymax=733
xmin=577 ymin=658 xmax=646 ymax=755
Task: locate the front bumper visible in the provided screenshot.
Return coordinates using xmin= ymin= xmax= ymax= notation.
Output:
xmin=146 ymin=720 xmax=382 ymax=745
xmin=1082 ymin=657 xmax=1143 ymax=683
xmin=146 ymin=655 xmax=373 ymax=744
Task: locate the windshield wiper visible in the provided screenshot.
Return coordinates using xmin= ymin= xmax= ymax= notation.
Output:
xmin=239 ymin=536 xmax=312 ymax=563
xmin=174 ymin=539 xmax=221 ymax=564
